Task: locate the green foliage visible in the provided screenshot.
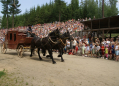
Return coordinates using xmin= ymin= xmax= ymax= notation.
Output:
xmin=1 ymin=0 xmax=11 ymax=29
xmin=1 ymin=0 xmax=21 ymax=28
xmin=1 ymin=0 xmax=119 ymax=28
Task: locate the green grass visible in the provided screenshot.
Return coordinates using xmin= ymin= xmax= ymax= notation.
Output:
xmin=0 ymin=70 xmax=6 ymax=78
xmin=26 ymin=82 xmax=28 ymax=85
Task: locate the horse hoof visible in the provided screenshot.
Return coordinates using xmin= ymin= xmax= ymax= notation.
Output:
xmin=53 ymin=61 xmax=56 ymax=64
xmin=43 ymin=54 xmax=45 ymax=56
xmin=61 ymin=60 xmax=64 ymax=62
xmin=58 ymin=55 xmax=61 ymax=57
xmin=39 ymin=58 xmax=42 ymax=60
xmin=46 ymin=55 xmax=50 ymax=57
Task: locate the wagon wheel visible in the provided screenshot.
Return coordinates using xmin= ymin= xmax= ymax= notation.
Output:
xmin=18 ymin=45 xmax=24 ymax=58
xmin=1 ymin=43 xmax=7 ymax=54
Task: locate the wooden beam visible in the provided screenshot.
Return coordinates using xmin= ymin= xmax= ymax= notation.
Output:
xmin=91 ymin=21 xmax=92 ymax=29
xmin=110 ymin=32 xmax=111 ymax=38
xmin=82 ymin=27 xmax=119 ymax=32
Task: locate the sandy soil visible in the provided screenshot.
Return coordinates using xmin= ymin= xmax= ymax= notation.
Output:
xmin=0 ymin=48 xmax=119 ymax=86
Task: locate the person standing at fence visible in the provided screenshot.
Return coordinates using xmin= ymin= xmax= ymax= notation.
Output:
xmin=105 ymin=45 xmax=109 ymax=59
xmin=96 ymin=43 xmax=100 ymax=58
xmin=92 ymin=43 xmax=95 ymax=57
xmin=72 ymin=38 xmax=77 ymax=54
xmin=101 ymin=43 xmax=105 ymax=59
xmin=66 ymin=40 xmax=70 ymax=54
xmin=85 ymin=44 xmax=90 ymax=57
xmin=108 ymin=43 xmax=112 ymax=59
xmin=111 ymin=42 xmax=115 ymax=60
xmin=82 ymin=43 xmax=85 ymax=56
xmin=116 ymin=42 xmax=119 ymax=61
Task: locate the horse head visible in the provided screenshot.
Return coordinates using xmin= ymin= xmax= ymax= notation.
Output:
xmin=62 ymin=30 xmax=74 ymax=41
xmin=48 ymin=28 xmax=61 ymax=38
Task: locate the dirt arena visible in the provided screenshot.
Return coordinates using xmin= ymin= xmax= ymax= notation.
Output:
xmin=0 ymin=48 xmax=119 ymax=86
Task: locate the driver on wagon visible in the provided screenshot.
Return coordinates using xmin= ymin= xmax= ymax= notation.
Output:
xmin=26 ymin=25 xmax=32 ymax=37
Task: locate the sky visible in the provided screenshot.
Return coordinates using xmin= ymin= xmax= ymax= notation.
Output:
xmin=0 ymin=0 xmax=119 ymax=17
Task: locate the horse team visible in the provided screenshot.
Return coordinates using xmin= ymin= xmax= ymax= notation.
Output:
xmin=30 ymin=28 xmax=73 ymax=64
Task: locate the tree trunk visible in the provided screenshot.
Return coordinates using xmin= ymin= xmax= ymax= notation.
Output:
xmin=12 ymin=12 xmax=14 ymax=28
xmin=7 ymin=14 xmax=8 ymax=29
xmin=7 ymin=3 xmax=8 ymax=29
xmin=102 ymin=0 xmax=104 ymax=18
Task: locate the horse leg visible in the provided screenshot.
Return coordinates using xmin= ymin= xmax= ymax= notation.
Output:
xmin=58 ymin=48 xmax=63 ymax=57
xmin=58 ymin=49 xmax=61 ymax=57
xmin=60 ymin=48 xmax=64 ymax=62
xmin=38 ymin=48 xmax=42 ymax=60
xmin=30 ymin=48 xmax=34 ymax=57
xmin=47 ymin=50 xmax=52 ymax=59
xmin=62 ymin=48 xmax=64 ymax=55
xmin=48 ymin=49 xmax=56 ymax=64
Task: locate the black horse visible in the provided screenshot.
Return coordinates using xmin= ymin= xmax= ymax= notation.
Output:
xmin=46 ymin=30 xmax=74 ymax=62
xmin=30 ymin=28 xmax=61 ymax=64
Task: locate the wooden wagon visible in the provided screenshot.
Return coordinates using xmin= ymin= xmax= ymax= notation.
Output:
xmin=1 ymin=30 xmax=33 ymax=57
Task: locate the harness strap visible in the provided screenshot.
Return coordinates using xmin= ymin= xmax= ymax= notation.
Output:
xmin=49 ymin=37 xmax=58 ymax=44
xmin=35 ymin=38 xmax=41 ymax=43
xmin=59 ymin=39 xmax=65 ymax=46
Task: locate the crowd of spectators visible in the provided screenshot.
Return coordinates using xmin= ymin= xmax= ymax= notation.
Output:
xmin=0 ymin=19 xmax=84 ymax=43
xmin=65 ymin=36 xmax=119 ymax=62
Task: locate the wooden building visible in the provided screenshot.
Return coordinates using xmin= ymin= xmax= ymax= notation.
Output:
xmin=81 ymin=15 xmax=119 ymax=40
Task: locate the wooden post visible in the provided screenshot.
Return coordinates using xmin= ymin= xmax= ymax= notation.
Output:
xmin=97 ymin=31 xmax=99 ymax=38
xmin=82 ymin=31 xmax=83 ymax=38
xmin=110 ymin=32 xmax=111 ymax=38
xmin=86 ymin=31 xmax=88 ymax=38
xmin=102 ymin=30 xmax=104 ymax=39
xmin=91 ymin=21 xmax=92 ymax=30
xmin=99 ymin=20 xmax=100 ymax=29
xmin=91 ymin=21 xmax=93 ymax=42
xmin=108 ymin=18 xmax=110 ymax=28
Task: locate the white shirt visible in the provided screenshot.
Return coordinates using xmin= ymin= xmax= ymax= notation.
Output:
xmin=67 ymin=41 xmax=70 ymax=47
xmin=72 ymin=40 xmax=77 ymax=46
xmin=97 ymin=46 xmax=100 ymax=51
xmin=86 ymin=46 xmax=90 ymax=51
xmin=115 ymin=45 xmax=118 ymax=50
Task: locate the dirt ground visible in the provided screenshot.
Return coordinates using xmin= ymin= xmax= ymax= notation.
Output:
xmin=0 ymin=48 xmax=119 ymax=86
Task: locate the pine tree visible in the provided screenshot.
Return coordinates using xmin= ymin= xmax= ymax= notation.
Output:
xmin=54 ymin=0 xmax=66 ymax=22
xmin=1 ymin=0 xmax=11 ymax=29
xmin=9 ymin=0 xmax=21 ymax=28
xmin=1 ymin=15 xmax=7 ymax=29
xmin=71 ymin=0 xmax=79 ymax=19
xmin=109 ymin=0 xmax=118 ymax=16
